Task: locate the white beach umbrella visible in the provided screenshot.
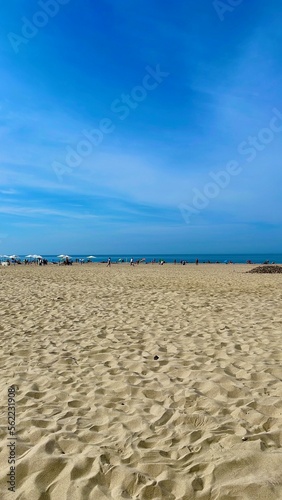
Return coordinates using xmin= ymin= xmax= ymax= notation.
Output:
xmin=87 ymin=255 xmax=96 ymax=259
xmin=25 ymin=255 xmax=33 ymax=258
xmin=9 ymin=255 xmax=19 ymax=259
xmin=57 ymin=254 xmax=66 ymax=258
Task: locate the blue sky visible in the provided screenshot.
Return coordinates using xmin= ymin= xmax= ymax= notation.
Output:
xmin=1 ymin=0 xmax=282 ymax=254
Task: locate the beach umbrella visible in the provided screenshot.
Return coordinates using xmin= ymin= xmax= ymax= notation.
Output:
xmin=57 ymin=254 xmax=66 ymax=258
xmin=87 ymin=255 xmax=96 ymax=259
xmin=9 ymin=255 xmax=19 ymax=259
xmin=25 ymin=255 xmax=37 ymax=261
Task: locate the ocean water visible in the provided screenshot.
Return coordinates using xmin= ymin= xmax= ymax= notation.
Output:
xmin=16 ymin=254 xmax=282 ymax=264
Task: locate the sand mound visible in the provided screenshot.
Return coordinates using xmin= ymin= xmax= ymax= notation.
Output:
xmin=248 ymin=265 xmax=282 ymax=274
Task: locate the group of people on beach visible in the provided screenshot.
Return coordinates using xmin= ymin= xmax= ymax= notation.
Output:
xmin=2 ymin=257 xmax=277 ymax=267
xmin=105 ymin=258 xmax=201 ymax=266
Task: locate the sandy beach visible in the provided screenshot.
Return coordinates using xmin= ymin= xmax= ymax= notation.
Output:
xmin=1 ymin=263 xmax=282 ymax=499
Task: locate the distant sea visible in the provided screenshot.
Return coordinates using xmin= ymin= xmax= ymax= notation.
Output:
xmin=17 ymin=254 xmax=282 ymax=264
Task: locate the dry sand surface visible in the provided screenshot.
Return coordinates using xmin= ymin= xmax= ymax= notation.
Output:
xmin=1 ymin=263 xmax=282 ymax=499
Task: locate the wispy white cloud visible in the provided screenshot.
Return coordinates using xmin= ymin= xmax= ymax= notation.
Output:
xmin=0 ymin=206 xmax=99 ymax=219
xmin=0 ymin=188 xmax=17 ymax=195
xmin=1 ymin=0 xmax=282 ymax=252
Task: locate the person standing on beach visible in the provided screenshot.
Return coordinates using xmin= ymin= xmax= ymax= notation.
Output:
xmin=130 ymin=258 xmax=134 ymax=266
xmin=107 ymin=257 xmax=111 ymax=267
xmin=196 ymin=258 xmax=199 ymax=265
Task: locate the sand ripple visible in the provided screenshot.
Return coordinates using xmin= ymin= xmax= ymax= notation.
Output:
xmin=0 ymin=264 xmax=282 ymax=499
